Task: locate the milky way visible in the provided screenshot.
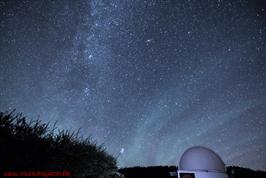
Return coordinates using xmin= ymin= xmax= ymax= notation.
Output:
xmin=0 ymin=0 xmax=266 ymax=170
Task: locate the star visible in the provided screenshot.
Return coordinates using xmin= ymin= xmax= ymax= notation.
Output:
xmin=0 ymin=0 xmax=265 ymax=170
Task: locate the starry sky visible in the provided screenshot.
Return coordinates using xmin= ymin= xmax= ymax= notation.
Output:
xmin=0 ymin=0 xmax=266 ymax=170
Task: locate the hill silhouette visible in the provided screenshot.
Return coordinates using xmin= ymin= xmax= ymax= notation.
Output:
xmin=0 ymin=111 xmax=119 ymax=178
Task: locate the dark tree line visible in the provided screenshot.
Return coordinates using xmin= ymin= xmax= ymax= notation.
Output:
xmin=119 ymin=166 xmax=177 ymax=178
xmin=0 ymin=111 xmax=119 ymax=178
xmin=118 ymin=165 xmax=266 ymax=178
xmin=226 ymin=166 xmax=266 ymax=178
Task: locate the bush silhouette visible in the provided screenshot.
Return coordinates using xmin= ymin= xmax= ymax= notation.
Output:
xmin=0 ymin=111 xmax=118 ymax=178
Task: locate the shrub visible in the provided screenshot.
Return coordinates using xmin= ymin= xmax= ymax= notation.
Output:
xmin=0 ymin=111 xmax=118 ymax=178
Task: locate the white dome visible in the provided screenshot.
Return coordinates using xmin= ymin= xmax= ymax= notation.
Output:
xmin=179 ymin=146 xmax=226 ymax=172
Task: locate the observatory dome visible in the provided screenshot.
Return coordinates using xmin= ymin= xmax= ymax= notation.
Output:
xmin=179 ymin=146 xmax=226 ymax=172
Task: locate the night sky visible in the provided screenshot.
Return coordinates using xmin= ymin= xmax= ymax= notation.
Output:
xmin=0 ymin=0 xmax=266 ymax=170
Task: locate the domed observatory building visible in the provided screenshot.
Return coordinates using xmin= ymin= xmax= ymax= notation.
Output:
xmin=171 ymin=146 xmax=228 ymax=178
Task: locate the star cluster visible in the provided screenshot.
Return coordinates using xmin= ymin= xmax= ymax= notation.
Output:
xmin=0 ymin=0 xmax=266 ymax=170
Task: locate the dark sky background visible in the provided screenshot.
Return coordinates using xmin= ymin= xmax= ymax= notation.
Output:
xmin=0 ymin=0 xmax=266 ymax=170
